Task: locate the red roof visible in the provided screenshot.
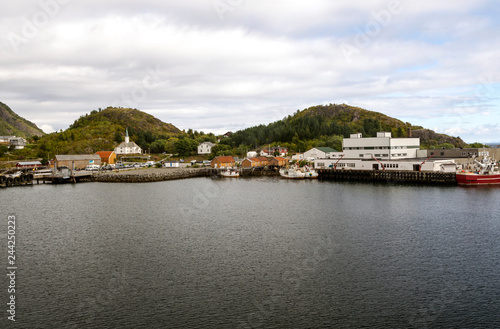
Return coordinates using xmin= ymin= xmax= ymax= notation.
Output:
xmin=213 ymin=156 xmax=235 ymax=163
xmin=95 ymin=151 xmax=115 ymax=158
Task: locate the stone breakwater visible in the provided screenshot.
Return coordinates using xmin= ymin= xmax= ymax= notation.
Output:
xmin=88 ymin=168 xmax=216 ymax=183
xmin=81 ymin=167 xmax=281 ymax=183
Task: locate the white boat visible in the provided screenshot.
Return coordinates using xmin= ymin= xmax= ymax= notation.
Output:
xmin=220 ymin=169 xmax=239 ymax=178
xmin=302 ymin=166 xmax=318 ymax=179
xmin=279 ymin=166 xmax=305 ymax=179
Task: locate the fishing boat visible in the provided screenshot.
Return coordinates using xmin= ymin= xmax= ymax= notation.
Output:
xmin=456 ymin=156 xmax=500 ymax=185
xmin=302 ymin=165 xmax=318 ymax=179
xmin=279 ymin=165 xmax=305 ymax=179
xmin=220 ymin=169 xmax=239 ymax=178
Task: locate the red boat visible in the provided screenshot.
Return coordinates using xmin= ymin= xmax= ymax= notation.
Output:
xmin=456 ymin=157 xmax=500 ymax=186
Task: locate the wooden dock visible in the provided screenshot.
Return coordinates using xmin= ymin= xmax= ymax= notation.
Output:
xmin=317 ymin=169 xmax=457 ymax=185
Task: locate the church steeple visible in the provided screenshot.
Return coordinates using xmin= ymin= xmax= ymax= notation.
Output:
xmin=125 ymin=127 xmax=130 ymax=143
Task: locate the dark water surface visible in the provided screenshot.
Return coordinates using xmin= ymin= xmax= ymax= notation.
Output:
xmin=1 ymin=178 xmax=500 ymax=328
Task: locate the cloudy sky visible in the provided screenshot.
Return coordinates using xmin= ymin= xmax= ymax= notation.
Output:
xmin=1 ymin=0 xmax=499 ymax=142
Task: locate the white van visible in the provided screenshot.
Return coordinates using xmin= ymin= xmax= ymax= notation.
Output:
xmin=85 ymin=164 xmax=100 ymax=171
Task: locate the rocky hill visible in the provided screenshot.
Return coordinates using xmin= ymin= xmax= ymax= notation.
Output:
xmin=222 ymin=103 xmax=468 ymax=151
xmin=0 ymin=102 xmax=45 ymax=137
xmin=34 ymin=107 xmax=181 ymax=155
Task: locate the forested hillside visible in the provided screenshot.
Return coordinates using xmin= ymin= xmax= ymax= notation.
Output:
xmin=218 ymin=104 xmax=468 ymax=154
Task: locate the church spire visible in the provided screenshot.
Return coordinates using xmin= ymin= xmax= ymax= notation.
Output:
xmin=125 ymin=127 xmax=130 ymax=143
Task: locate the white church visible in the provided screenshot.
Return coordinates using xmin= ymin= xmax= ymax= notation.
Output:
xmin=114 ymin=128 xmax=142 ymax=155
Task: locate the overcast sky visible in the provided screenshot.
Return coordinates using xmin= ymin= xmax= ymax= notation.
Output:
xmin=1 ymin=1 xmax=499 ymax=143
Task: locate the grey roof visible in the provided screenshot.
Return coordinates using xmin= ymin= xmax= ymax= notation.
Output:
xmin=200 ymin=142 xmax=216 ymax=147
xmin=17 ymin=161 xmax=42 ymax=165
xmin=55 ymin=154 xmax=101 ymax=161
xmin=116 ymin=141 xmax=141 ymax=148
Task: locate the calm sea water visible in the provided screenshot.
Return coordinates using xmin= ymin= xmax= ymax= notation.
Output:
xmin=1 ymin=178 xmax=500 ymax=328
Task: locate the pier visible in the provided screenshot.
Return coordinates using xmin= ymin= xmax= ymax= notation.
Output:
xmin=318 ymin=169 xmax=457 ymax=185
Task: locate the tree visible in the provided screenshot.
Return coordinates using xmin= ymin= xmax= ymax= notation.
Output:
xmin=114 ymin=131 xmax=122 ymax=144
xmin=150 ymin=139 xmax=168 ymax=153
xmin=468 ymin=142 xmax=488 ymax=148
xmin=175 ymin=138 xmax=197 ymax=156
xmin=0 ymin=145 xmax=7 ymax=156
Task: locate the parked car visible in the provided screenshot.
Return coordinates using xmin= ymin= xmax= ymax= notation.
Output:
xmin=85 ymin=164 xmax=100 ymax=171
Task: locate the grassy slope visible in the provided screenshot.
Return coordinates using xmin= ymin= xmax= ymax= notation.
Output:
xmin=0 ymin=102 xmax=45 ymax=137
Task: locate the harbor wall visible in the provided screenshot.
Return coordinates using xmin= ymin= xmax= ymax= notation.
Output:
xmin=318 ymin=169 xmax=457 ymax=185
xmin=88 ymin=168 xmax=217 ymax=183
xmin=87 ymin=167 xmax=281 ymax=183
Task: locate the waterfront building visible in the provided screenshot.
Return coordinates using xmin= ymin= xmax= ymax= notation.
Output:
xmin=291 ymin=153 xmax=304 ymax=161
xmin=303 ymin=147 xmax=337 ymax=160
xmin=241 ymin=157 xmax=263 ymax=168
xmin=95 ymin=151 xmax=117 ymax=165
xmin=16 ymin=161 xmax=42 ymax=169
xmin=314 ymin=131 xmax=456 ymax=172
xmin=114 ymin=128 xmax=142 ymax=155
xmin=329 ymin=132 xmax=421 ymax=160
xmin=426 ymin=147 xmax=500 ymax=164
xmin=52 ymin=154 xmax=102 ymax=170
xmin=269 ymin=157 xmax=287 ymax=167
xmin=211 ymin=156 xmax=235 ymax=168
xmin=163 ymin=161 xmax=180 ymax=168
xmin=198 ymin=142 xmax=216 ymax=155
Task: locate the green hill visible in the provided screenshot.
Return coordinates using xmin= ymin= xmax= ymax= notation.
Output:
xmin=35 ymin=107 xmax=182 ymax=155
xmin=221 ymin=103 xmax=468 ymax=153
xmin=0 ymin=102 xmax=45 ymax=138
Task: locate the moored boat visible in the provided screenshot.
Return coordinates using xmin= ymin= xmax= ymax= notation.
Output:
xmin=279 ymin=166 xmax=305 ymax=179
xmin=220 ymin=169 xmax=239 ymax=178
xmin=456 ymin=157 xmax=500 ymax=186
xmin=302 ymin=165 xmax=318 ymax=179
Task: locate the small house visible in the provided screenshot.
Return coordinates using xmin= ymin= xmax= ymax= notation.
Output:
xmin=256 ymin=157 xmax=269 ymax=166
xmin=8 ymin=137 xmax=27 ymax=150
xmin=260 ymin=146 xmax=288 ymax=157
xmin=211 ymin=156 xmax=235 ymax=168
xmin=241 ymin=157 xmax=262 ymax=168
xmin=269 ymin=157 xmax=287 ymax=167
xmin=16 ymin=161 xmax=42 ymax=169
xmin=198 ymin=142 xmax=216 ymax=155
xmin=163 ymin=161 xmax=180 ymax=168
xmin=95 ymin=151 xmax=117 ymax=165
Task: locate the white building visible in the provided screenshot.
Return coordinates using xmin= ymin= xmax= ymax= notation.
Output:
xmin=163 ymin=161 xmax=180 ymax=168
xmin=315 ymin=158 xmax=456 ymax=172
xmin=328 ymin=132 xmax=421 ymax=160
xmin=198 ymin=142 xmax=216 ymax=155
xmin=291 ymin=153 xmax=304 ymax=161
xmin=0 ymin=136 xmax=27 ymax=149
xmin=312 ymin=131 xmax=457 ymax=172
xmin=303 ymin=147 xmax=337 ymax=160
xmin=8 ymin=137 xmax=27 ymax=150
xmin=114 ymin=128 xmax=142 ymax=155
